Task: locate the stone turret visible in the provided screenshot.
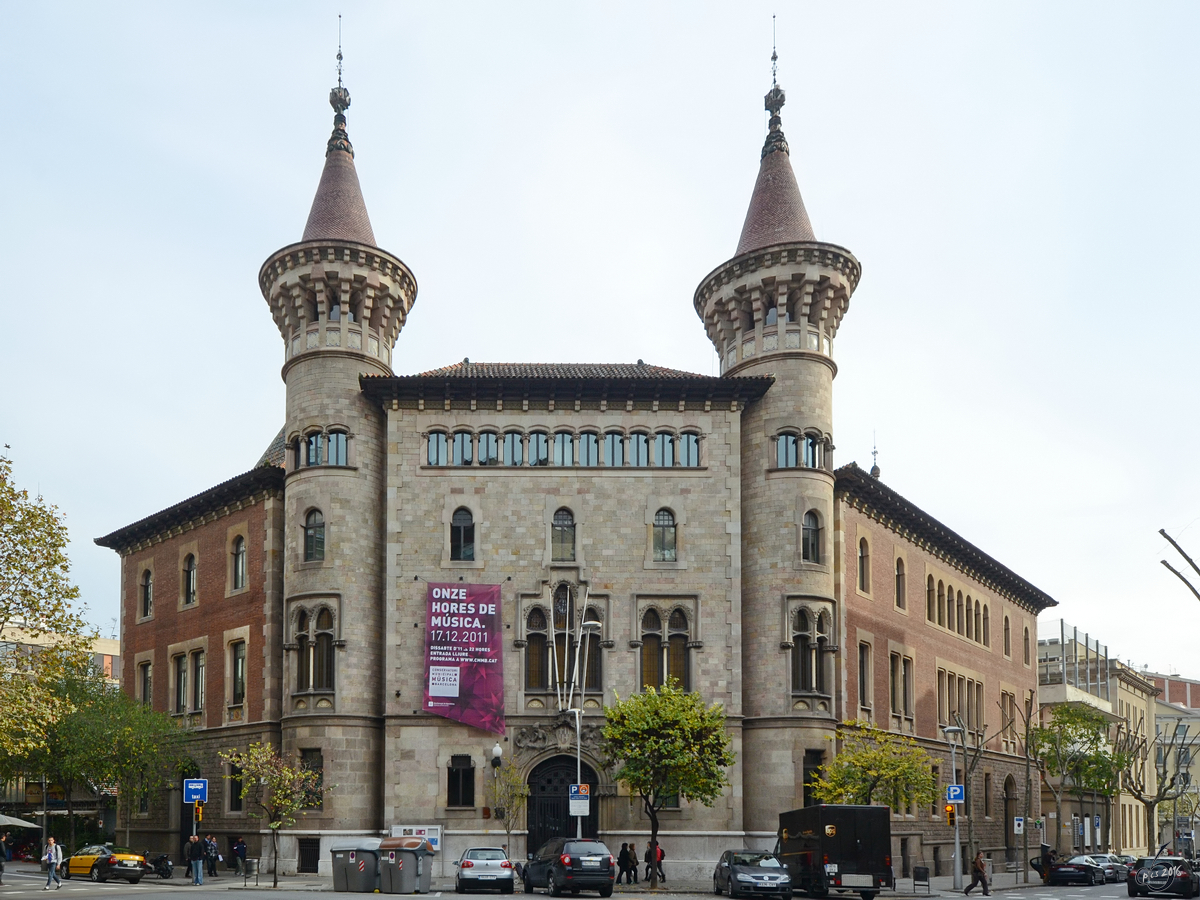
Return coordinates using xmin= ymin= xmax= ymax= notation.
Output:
xmin=694 ymin=69 xmax=861 ymax=834
xmin=256 ymin=69 xmax=417 ymax=845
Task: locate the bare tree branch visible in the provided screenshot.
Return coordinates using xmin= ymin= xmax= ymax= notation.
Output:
xmin=1160 ymin=559 xmax=1200 ymax=603
xmin=1161 ymin=528 xmax=1200 ymax=578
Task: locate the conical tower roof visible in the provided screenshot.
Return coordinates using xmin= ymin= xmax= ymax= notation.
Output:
xmin=734 ymin=81 xmax=814 ymax=256
xmin=301 ymin=81 xmax=377 ymax=245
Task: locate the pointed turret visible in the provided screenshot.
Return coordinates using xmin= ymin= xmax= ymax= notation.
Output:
xmin=735 ymin=80 xmax=815 ymax=255
xmin=301 ymin=78 xmax=377 ymax=245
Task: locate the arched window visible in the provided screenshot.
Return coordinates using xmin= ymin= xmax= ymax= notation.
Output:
xmin=503 ymin=431 xmax=523 ymax=466
xmin=1004 ymin=616 xmax=1012 ymax=657
xmin=653 ymin=433 xmax=675 ymax=467
xmin=603 ymin=432 xmax=624 ymax=467
xmin=427 ymin=431 xmax=448 ymax=466
xmin=641 ymin=609 xmax=663 ymax=690
xmin=306 ymin=432 xmax=323 ymax=466
xmin=926 ymin=576 xmax=935 ymax=622
xmin=937 ymin=581 xmax=946 ymax=626
xmin=551 ymin=508 xmax=575 ymax=561
xmin=552 ymin=585 xmax=576 ymax=692
xmin=297 ymin=610 xmax=310 ymax=690
xmin=452 ymin=431 xmax=473 ymax=466
xmin=327 ymin=431 xmax=348 ymax=466
xmin=742 ymin=306 xmax=755 ymax=333
xmin=667 ymin=609 xmax=690 ymax=689
xmin=802 ymin=434 xmax=822 ymax=469
xmin=553 ymin=432 xmax=574 ymax=466
xmin=528 ymin=431 xmax=549 ymax=467
xmin=304 ymin=511 xmax=325 ymax=562
xmin=974 ymin=601 xmax=982 ymax=643
xmin=956 ymin=592 xmax=965 ymax=636
xmin=894 ymin=559 xmax=906 ymax=609
xmin=183 ymin=554 xmax=197 ymax=605
xmin=478 ymin=432 xmax=499 ymax=466
xmin=764 ymin=306 xmax=778 ymax=326
xmin=982 ymin=606 xmax=990 ymax=646
xmin=679 ymin=433 xmax=700 ymax=467
xmin=450 ymin=508 xmax=474 ymax=561
xmin=629 ymin=433 xmax=649 ymax=467
xmin=328 ymin=298 xmax=340 ymax=321
xmin=578 ymin=432 xmax=599 ymax=467
xmin=582 ymin=608 xmax=602 ymax=692
xmin=1023 ymin=627 xmax=1031 ymax=665
xmin=525 ymin=608 xmax=548 ymax=690
xmin=802 ymin=511 xmax=821 ymax=563
xmin=857 ymin=539 xmax=870 ymax=592
xmin=653 ymin=509 xmax=677 ymax=562
xmin=792 ymin=610 xmax=828 ymax=694
xmin=141 ymin=570 xmax=154 ymax=618
xmin=232 ymin=536 xmax=247 ymax=589
xmin=297 ymin=608 xmax=335 ymax=692
xmin=946 ymin=586 xmax=955 ymax=632
xmin=777 ymin=434 xmax=798 ymax=468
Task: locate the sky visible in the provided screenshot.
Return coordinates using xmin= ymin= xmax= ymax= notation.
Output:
xmin=2 ymin=2 xmax=1198 ymax=676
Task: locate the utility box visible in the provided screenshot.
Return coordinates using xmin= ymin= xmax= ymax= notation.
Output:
xmin=331 ymin=838 xmax=383 ymax=893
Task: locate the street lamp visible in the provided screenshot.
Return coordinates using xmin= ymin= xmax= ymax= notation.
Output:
xmin=943 ymin=725 xmax=965 ymax=891
xmin=570 ymin=619 xmax=603 ymax=839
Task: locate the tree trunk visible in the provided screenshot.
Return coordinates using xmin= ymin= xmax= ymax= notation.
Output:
xmin=66 ymin=782 xmax=75 ymax=853
xmin=643 ymin=794 xmax=659 ymax=890
xmin=272 ymin=826 xmax=279 ymax=889
xmin=1054 ymin=793 xmax=1064 ymax=852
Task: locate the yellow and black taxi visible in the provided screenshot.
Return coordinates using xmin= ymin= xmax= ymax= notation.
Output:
xmin=62 ymin=844 xmax=146 ymax=883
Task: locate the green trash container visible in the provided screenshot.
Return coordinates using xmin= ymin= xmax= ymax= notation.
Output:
xmin=331 ymin=838 xmax=382 ymax=892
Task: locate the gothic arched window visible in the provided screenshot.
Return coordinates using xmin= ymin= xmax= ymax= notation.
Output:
xmin=183 ymin=555 xmax=197 ymax=605
xmin=304 ymin=511 xmax=325 ymax=562
xmin=653 ymin=509 xmax=677 ymax=562
xmin=802 ymin=511 xmax=821 ymax=563
xmin=777 ymin=434 xmax=798 ymax=468
xmin=427 ymin=431 xmax=448 ymax=466
xmin=858 ymin=539 xmax=870 ymax=592
xmin=894 ymin=558 xmax=906 ymax=610
xmin=966 ymin=595 xmax=974 ymax=639
xmin=141 ymin=570 xmax=153 ymax=618
xmin=525 ymin=608 xmax=548 ymax=690
xmin=946 ymin=585 xmax=956 ymax=632
xmin=974 ymin=601 xmax=982 ymax=643
xmin=296 ymin=608 xmax=335 ymax=693
xmin=802 ymin=434 xmax=822 ymax=469
xmin=450 ymin=508 xmax=474 ymax=561
xmin=452 ymin=431 xmax=473 ymax=466
xmin=552 ymin=508 xmax=575 ymax=561
xmin=1023 ymin=627 xmax=1031 ymax=665
xmin=641 ymin=609 xmax=663 ymax=691
xmin=653 ymin=433 xmax=675 ymax=468
xmin=927 ymin=576 xmax=936 ymax=622
xmin=982 ymin=605 xmax=991 ymax=646
xmin=937 ymin=581 xmax=946 ymax=626
xmin=679 ymin=433 xmax=700 ymax=467
xmin=553 ymin=432 xmax=574 ymax=467
xmin=792 ymin=610 xmax=829 ymax=694
xmin=640 ymin=608 xmax=689 ymax=691
xmin=629 ymin=433 xmax=649 ymax=467
xmin=1004 ymin=616 xmax=1012 ymax=657
xmin=527 ymin=431 xmax=549 ymax=467
xmin=232 ymin=536 xmax=247 ymax=589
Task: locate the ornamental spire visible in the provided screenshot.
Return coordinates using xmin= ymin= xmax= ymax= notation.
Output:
xmin=327 ymin=20 xmax=354 ymax=158
xmin=761 ymin=31 xmax=789 ymax=161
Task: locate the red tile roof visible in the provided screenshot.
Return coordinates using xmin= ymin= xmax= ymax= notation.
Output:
xmin=301 ymin=148 xmax=376 ymax=245
xmin=735 ymin=147 xmax=815 ymax=256
xmin=413 ymin=361 xmax=705 ymax=380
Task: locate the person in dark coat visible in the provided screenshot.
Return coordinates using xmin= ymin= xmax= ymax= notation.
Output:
xmin=617 ymin=843 xmax=631 ymax=884
xmin=964 ymin=852 xmax=989 ymax=896
xmin=233 ymin=837 xmax=247 ymax=876
xmin=187 ymin=834 xmax=205 ymax=885
xmin=627 ymin=844 xmax=639 ymax=883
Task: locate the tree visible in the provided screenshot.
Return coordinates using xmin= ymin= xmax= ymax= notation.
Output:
xmin=811 ymin=720 xmax=938 ymax=811
xmin=220 ymin=742 xmax=332 ymax=888
xmin=1030 ymin=704 xmax=1111 ymax=852
xmin=490 ymin=758 xmax=530 ymax=860
xmin=103 ymin=691 xmax=188 ymax=846
xmin=603 ymin=679 xmax=736 ymax=889
xmin=0 ymin=454 xmax=95 ymax=759
xmin=952 ymin=708 xmax=1019 ymax=859
xmin=1114 ymin=713 xmax=1200 ymax=855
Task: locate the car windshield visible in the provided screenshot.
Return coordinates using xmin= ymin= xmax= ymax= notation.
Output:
xmin=111 ymin=848 xmax=139 ymax=856
xmin=565 ymin=842 xmax=608 ymax=855
xmin=468 ymin=850 xmax=509 ymax=860
xmin=733 ymin=854 xmax=782 ymax=868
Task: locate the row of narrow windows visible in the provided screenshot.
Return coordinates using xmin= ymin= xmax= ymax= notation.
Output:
xmin=292 ymin=431 xmax=349 ymax=468
xmin=427 ymin=430 xmax=701 ymax=468
xmin=775 ymin=433 xmax=827 ymax=470
xmin=139 ymin=640 xmax=247 ymax=715
xmin=140 ymin=538 xmax=247 ymax=618
xmin=451 ymin=507 xmax=677 ymax=563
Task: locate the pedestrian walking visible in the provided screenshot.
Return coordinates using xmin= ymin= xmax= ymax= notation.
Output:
xmin=964 ymin=851 xmax=990 ymax=896
xmin=655 ymin=843 xmax=666 ymax=883
xmin=42 ymin=837 xmax=62 ymax=891
xmin=618 ymin=843 xmax=631 ymax=884
xmin=204 ymin=834 xmax=219 ymax=877
xmin=627 ymin=844 xmax=639 ymax=884
xmin=3 ymin=831 xmax=12 ymax=861
xmin=233 ymin=837 xmax=247 ymax=876
xmin=644 ymin=843 xmax=654 ymax=882
xmin=187 ymin=834 xmax=205 ymax=885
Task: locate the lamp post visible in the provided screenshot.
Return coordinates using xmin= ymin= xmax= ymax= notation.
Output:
xmin=944 ymin=725 xmax=965 ymax=891
xmin=571 ymin=619 xmax=603 ymax=839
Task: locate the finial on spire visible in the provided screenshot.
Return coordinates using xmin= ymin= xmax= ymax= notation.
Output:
xmin=326 ymin=15 xmax=354 ymax=157
xmin=870 ymin=433 xmax=881 ymax=479
xmin=761 ymin=28 xmax=789 ymax=160
xmin=771 ymin=15 xmax=778 ymax=87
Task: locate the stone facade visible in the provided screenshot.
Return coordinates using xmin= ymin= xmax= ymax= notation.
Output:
xmin=96 ymin=71 xmax=1056 ymax=880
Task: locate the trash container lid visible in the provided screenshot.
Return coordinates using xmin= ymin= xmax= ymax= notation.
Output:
xmin=380 ymin=837 xmax=433 ymax=853
xmin=329 ymin=838 xmax=383 ymax=853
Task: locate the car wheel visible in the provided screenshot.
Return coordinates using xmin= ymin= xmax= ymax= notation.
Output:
xmin=90 ymin=865 xmax=104 ymax=883
xmin=599 ymin=887 xmax=613 ymax=899
xmin=714 ymin=878 xmax=724 ymax=895
xmin=861 ymin=893 xmax=877 ymax=900
xmin=1128 ymin=882 xmax=1139 ymax=897
xmin=1088 ymin=872 xmax=1097 ymax=886
xmin=62 ymin=865 xmax=71 ymax=880
xmin=129 ymin=878 xmax=141 ymax=886
xmin=503 ymin=882 xmax=515 ymax=895
xmin=548 ymin=874 xmax=560 ymax=897
xmin=525 ymin=874 xmax=535 ymax=894
xmin=1183 ymin=880 xmax=1194 ymax=900
xmin=457 ymin=877 xmax=466 ymax=894
xmin=729 ymin=882 xmax=741 ymax=899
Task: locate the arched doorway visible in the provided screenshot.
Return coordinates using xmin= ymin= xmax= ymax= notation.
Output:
xmin=1003 ymin=776 xmax=1017 ymax=864
xmin=526 ymin=756 xmax=599 ymax=855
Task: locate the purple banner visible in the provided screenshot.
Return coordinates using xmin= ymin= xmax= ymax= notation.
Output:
xmin=423 ymin=583 xmax=505 ymax=734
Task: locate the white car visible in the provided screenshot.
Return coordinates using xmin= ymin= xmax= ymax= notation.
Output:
xmin=456 ymin=846 xmax=516 ymax=894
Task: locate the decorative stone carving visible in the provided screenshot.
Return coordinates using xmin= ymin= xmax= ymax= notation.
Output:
xmin=763 ymin=333 xmax=778 ymax=351
xmin=307 ymin=330 xmax=320 ymax=350
xmin=513 ymin=712 xmax=605 ymax=766
xmin=348 ymin=330 xmax=362 ymax=350
xmin=368 ymin=336 xmax=380 ymax=357
xmin=785 ymin=331 xmax=801 ymax=349
xmin=326 ymin=329 xmax=341 ymax=347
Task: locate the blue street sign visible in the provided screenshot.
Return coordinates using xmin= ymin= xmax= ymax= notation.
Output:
xmin=183 ymin=779 xmax=208 ymax=804
xmin=946 ymin=784 xmax=965 ymax=804
xmin=568 ymin=784 xmax=590 ymax=817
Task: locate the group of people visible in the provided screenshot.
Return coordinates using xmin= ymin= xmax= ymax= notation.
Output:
xmin=615 ymin=842 xmax=666 ymax=884
xmin=186 ymin=833 xmax=247 ymax=884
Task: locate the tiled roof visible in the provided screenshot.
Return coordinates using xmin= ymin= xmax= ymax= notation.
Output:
xmin=255 ymin=426 xmax=287 ymax=468
xmin=414 ymin=361 xmax=707 ymax=380
xmin=835 ymin=462 xmax=1057 ymax=613
xmin=735 ymin=147 xmax=815 ymax=256
xmin=302 ymin=148 xmax=376 ymax=245
xmin=94 ymin=466 xmax=285 ymax=553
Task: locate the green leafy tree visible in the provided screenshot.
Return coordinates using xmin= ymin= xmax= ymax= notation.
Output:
xmin=104 ymin=692 xmax=188 ymax=846
xmin=490 ymin=758 xmax=531 ymax=861
xmin=811 ymin=720 xmax=938 ymax=810
xmin=220 ymin=742 xmax=332 ymax=888
xmin=603 ymin=679 xmax=736 ymax=889
xmin=1030 ymin=704 xmax=1111 ymax=852
xmin=0 ymin=454 xmax=95 ymax=759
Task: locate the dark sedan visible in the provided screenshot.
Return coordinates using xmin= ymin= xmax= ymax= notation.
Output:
xmin=1047 ymin=855 xmax=1107 ymax=886
xmin=1128 ymin=856 xmax=1200 ymax=897
xmin=713 ymin=850 xmax=793 ymax=899
xmin=523 ymin=838 xmax=614 ymax=897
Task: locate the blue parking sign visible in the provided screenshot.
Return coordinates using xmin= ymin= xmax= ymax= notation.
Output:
xmin=183 ymin=779 xmax=208 ymax=803
xmin=946 ymin=784 xmax=964 ymax=804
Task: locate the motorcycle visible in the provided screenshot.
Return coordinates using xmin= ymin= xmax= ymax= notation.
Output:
xmin=143 ymin=852 xmax=174 ymax=879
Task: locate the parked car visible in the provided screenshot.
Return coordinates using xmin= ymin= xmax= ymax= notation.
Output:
xmin=1127 ymin=856 xmax=1200 ymax=897
xmin=61 ymin=845 xmax=145 ymax=884
xmin=523 ymin=838 xmax=615 ymax=897
xmin=457 ymin=846 xmax=516 ymax=894
xmin=713 ymin=850 xmax=793 ymax=899
xmin=1095 ymin=854 xmax=1132 ymax=882
xmin=1046 ymin=855 xmax=1107 ymax=886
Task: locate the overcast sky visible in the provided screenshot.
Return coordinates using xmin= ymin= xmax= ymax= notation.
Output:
xmin=3 ymin=2 xmax=1198 ymax=676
